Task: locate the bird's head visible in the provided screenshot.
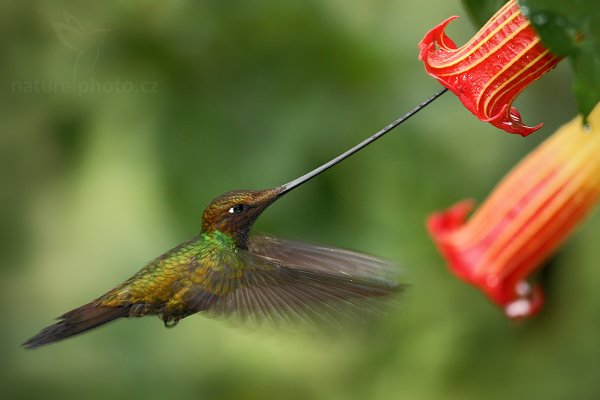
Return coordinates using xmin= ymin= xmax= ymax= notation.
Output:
xmin=201 ymin=187 xmax=283 ymax=248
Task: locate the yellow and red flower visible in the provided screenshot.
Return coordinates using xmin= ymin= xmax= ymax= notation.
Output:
xmin=427 ymin=102 xmax=600 ymax=318
xmin=418 ymin=0 xmax=562 ymax=136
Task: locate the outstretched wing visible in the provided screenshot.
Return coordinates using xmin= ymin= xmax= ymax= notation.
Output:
xmin=249 ymin=234 xmax=400 ymax=284
xmin=185 ymin=235 xmax=404 ymax=329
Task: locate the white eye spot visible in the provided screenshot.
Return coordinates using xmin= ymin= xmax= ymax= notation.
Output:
xmin=229 ymin=204 xmax=245 ymax=214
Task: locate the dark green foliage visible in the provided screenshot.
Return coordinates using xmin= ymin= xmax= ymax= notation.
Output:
xmin=519 ymin=0 xmax=600 ymax=118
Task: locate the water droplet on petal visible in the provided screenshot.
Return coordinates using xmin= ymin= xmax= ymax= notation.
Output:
xmin=583 ymin=122 xmax=592 ymax=133
xmin=515 ymin=280 xmax=531 ymax=296
xmin=533 ymin=14 xmax=548 ymax=25
xmin=505 ymin=298 xmax=532 ymax=318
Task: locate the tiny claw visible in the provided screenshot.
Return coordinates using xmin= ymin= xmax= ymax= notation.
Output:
xmin=163 ymin=317 xmax=180 ymax=328
xmin=158 ymin=311 xmax=181 ymax=328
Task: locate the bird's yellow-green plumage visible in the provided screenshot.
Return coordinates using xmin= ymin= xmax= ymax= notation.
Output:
xmin=100 ymin=231 xmax=241 ymax=315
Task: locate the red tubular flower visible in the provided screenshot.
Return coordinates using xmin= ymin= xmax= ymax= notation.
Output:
xmin=427 ymin=103 xmax=600 ymax=318
xmin=418 ymin=0 xmax=563 ymax=136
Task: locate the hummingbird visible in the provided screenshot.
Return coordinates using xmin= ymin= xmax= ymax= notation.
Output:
xmin=23 ymin=88 xmax=447 ymax=349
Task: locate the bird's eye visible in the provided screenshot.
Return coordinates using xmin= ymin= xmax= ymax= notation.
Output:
xmin=229 ymin=204 xmax=246 ymax=214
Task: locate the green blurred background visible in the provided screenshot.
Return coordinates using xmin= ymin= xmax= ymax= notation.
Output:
xmin=3 ymin=1 xmax=598 ymax=399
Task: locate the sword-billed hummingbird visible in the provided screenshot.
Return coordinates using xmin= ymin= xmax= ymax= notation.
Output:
xmin=23 ymin=88 xmax=446 ymax=349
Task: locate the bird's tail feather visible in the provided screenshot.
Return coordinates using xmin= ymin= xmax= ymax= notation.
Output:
xmin=22 ymin=302 xmax=130 ymax=350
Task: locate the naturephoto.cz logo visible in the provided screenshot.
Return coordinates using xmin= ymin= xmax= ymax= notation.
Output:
xmin=11 ymin=11 xmax=158 ymax=96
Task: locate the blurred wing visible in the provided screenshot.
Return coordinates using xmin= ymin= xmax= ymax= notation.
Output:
xmin=248 ymin=234 xmax=400 ymax=284
xmin=185 ymin=235 xmax=404 ymax=329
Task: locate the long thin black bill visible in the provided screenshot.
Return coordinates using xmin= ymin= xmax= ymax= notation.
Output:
xmin=278 ymin=87 xmax=448 ymax=196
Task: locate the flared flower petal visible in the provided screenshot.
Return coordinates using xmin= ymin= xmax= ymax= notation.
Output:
xmin=418 ymin=0 xmax=562 ymax=136
xmin=427 ymin=102 xmax=600 ymax=318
